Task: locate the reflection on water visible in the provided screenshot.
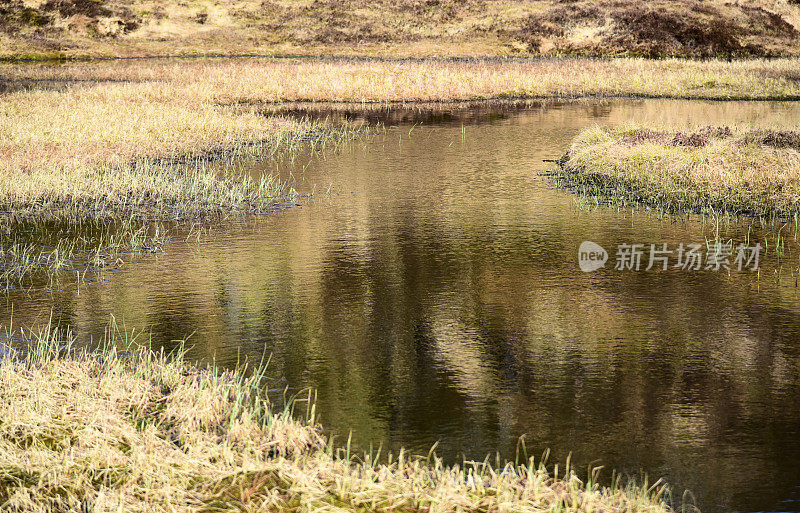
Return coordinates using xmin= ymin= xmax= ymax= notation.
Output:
xmin=6 ymin=100 xmax=800 ymax=512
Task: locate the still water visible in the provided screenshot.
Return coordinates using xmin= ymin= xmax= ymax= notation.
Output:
xmin=7 ymin=100 xmax=800 ymax=512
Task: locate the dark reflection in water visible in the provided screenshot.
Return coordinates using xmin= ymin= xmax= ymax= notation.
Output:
xmin=6 ymin=100 xmax=800 ymax=512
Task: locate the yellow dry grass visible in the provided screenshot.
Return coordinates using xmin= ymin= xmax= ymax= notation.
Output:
xmin=558 ymin=125 xmax=800 ymax=215
xmin=4 ymin=57 xmax=800 ymax=106
xmin=0 ymin=65 xmax=364 ymax=220
xmin=1 ymin=57 xmax=798 ymax=217
xmin=0 ymin=324 xmax=677 ymax=512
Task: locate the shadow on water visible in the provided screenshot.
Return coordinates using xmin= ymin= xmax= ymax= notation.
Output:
xmin=6 ymin=99 xmax=800 ymax=512
xmin=269 ymin=99 xmax=610 ymax=127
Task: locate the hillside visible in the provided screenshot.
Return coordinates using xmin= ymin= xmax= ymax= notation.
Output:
xmin=1 ymin=0 xmax=800 ymax=59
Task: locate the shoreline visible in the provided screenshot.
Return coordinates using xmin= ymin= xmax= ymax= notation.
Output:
xmin=5 ymin=52 xmax=800 ymax=64
xmin=0 ymin=325 xmax=677 ymax=512
xmin=3 ymin=56 xmax=799 ymax=288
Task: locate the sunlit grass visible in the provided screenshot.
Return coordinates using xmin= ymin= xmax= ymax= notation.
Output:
xmin=557 ymin=125 xmax=800 ymax=216
xmin=4 ymin=58 xmax=800 ymax=103
xmin=0 ymin=66 xmax=366 ymax=291
xmin=0 ymin=321 xmax=677 ymax=512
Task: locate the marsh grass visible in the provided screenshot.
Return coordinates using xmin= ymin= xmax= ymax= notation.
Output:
xmin=4 ymin=58 xmax=800 ymax=103
xmin=0 ymin=320 xmax=678 ymax=512
xmin=0 ymin=66 xmax=366 ymax=292
xmin=556 ymin=125 xmax=800 ymax=217
xmin=0 ymin=219 xmax=171 ymax=291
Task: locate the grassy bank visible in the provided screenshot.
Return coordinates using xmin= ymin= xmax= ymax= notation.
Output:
xmin=0 ymin=60 xmax=367 ymax=289
xmin=0 ymin=324 xmax=675 ymax=512
xmin=2 ymin=56 xmax=799 ymax=288
xmin=0 ymin=86 xmax=358 ymax=220
xmin=556 ymin=125 xmax=800 ymax=216
xmin=5 ymin=57 xmax=800 ymax=101
xmin=6 ymin=57 xmax=799 ymax=211
xmin=1 ymin=0 xmax=799 ymax=60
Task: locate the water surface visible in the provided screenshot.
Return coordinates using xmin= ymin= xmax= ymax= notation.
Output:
xmin=7 ymin=99 xmax=800 ymax=512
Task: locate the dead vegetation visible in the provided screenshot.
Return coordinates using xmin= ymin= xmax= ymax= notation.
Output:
xmin=0 ymin=0 xmax=798 ymax=59
xmin=0 ymin=324 xmax=677 ymax=512
xmin=557 ymin=125 xmax=800 ymax=216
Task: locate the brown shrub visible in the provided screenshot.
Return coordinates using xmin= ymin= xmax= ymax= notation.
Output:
xmin=0 ymin=1 xmax=51 ymax=33
xmin=738 ymin=5 xmax=799 ymax=38
xmin=618 ymin=130 xmax=669 ymax=146
xmin=312 ymin=23 xmax=398 ymax=44
xmin=618 ymin=127 xmax=734 ymax=148
xmin=605 ymin=3 xmax=752 ymax=57
xmin=40 ymin=0 xmax=112 ymax=19
xmin=746 ymin=130 xmax=800 ymax=149
xmin=546 ymin=4 xmax=604 ymax=25
xmin=516 ymin=5 xmax=605 ymax=51
xmin=600 ymin=1 xmax=799 ymax=57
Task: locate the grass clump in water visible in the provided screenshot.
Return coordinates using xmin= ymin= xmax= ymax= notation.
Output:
xmin=0 ymin=322 xmax=678 ymax=512
xmin=0 ymin=219 xmax=170 ymax=291
xmin=556 ymin=125 xmax=800 ymax=217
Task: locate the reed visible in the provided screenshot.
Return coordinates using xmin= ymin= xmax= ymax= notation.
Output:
xmin=0 ymin=219 xmax=170 ymax=291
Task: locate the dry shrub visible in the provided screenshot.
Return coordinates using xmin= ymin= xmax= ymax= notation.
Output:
xmin=738 ymin=5 xmax=799 ymax=38
xmin=0 ymin=1 xmax=51 ymax=33
xmin=1 ymin=0 xmax=144 ymax=37
xmin=605 ymin=2 xmax=753 ymax=57
xmin=1 ymin=0 xmax=798 ymax=57
xmin=744 ymin=130 xmax=800 ymax=149
xmin=618 ymin=130 xmax=670 ymax=146
xmin=618 ymin=127 xmax=735 ymax=148
xmin=517 ymin=5 xmax=603 ymax=50
xmin=517 ymin=0 xmax=800 ymax=58
xmin=601 ymin=0 xmax=800 ymax=57
xmin=40 ymin=0 xmax=111 ymax=19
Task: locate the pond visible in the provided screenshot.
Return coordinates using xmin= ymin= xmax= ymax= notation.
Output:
xmin=6 ymin=99 xmax=800 ymax=512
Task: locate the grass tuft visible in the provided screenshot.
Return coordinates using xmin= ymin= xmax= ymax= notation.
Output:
xmin=556 ymin=124 xmax=800 ymax=217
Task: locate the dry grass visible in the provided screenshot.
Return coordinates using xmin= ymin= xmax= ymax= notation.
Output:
xmin=0 ymin=59 xmax=366 ymax=292
xmin=4 ymin=57 xmax=798 ymax=219
xmin=2 ymin=57 xmax=799 ymax=217
xmin=0 ymin=322 xmax=677 ymax=512
xmin=0 ymin=0 xmax=799 ymax=59
xmin=4 ymin=57 xmax=800 ymax=103
xmin=0 ymin=68 xmax=364 ymax=220
xmin=556 ymin=125 xmax=800 ymax=216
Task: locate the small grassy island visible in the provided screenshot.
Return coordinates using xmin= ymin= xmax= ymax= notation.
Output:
xmin=557 ymin=126 xmax=800 ymax=216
